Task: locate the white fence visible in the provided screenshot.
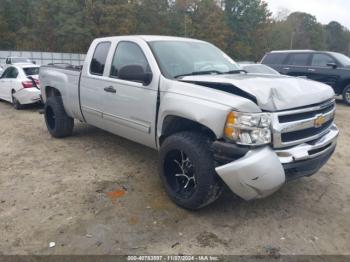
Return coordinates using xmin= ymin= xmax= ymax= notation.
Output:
xmin=0 ymin=50 xmax=86 ymax=66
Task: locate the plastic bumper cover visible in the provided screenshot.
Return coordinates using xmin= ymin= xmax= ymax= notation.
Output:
xmin=13 ymin=88 xmax=41 ymax=105
xmin=215 ymin=124 xmax=339 ymax=201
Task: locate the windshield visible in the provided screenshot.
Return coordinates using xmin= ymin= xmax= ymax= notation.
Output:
xmin=23 ymin=67 xmax=39 ymax=76
xmin=11 ymin=58 xmax=32 ymax=63
xmin=149 ymin=40 xmax=240 ymax=78
xmin=331 ymin=52 xmax=350 ymax=66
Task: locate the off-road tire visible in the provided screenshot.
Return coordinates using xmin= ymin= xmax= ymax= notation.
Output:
xmin=44 ymin=96 xmax=74 ymax=138
xmin=159 ymin=131 xmax=223 ymax=210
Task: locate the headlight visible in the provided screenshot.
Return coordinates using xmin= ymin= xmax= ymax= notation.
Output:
xmin=224 ymin=111 xmax=272 ymax=145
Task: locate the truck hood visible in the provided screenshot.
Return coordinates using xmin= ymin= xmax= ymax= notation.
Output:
xmin=181 ymin=74 xmax=335 ymax=111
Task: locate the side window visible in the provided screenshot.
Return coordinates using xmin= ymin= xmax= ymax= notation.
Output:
xmin=311 ymin=54 xmax=335 ymax=67
xmin=2 ymin=67 xmax=18 ymax=78
xmin=90 ymin=42 xmax=111 ymax=76
xmin=287 ymin=54 xmax=310 ymax=66
xmin=110 ymin=41 xmax=150 ymax=78
xmin=262 ymin=53 xmax=287 ymax=65
xmin=1 ymin=68 xmax=12 ymax=78
xmin=9 ymin=68 xmax=18 ymax=78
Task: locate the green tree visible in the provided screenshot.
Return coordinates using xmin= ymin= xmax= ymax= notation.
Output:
xmin=223 ymin=0 xmax=271 ymax=60
xmin=0 ymin=0 xmax=349 ymax=59
xmin=190 ymin=0 xmax=231 ymax=50
xmin=325 ymin=21 xmax=350 ymax=54
xmin=286 ymin=12 xmax=326 ymax=50
xmin=134 ymin=0 xmax=171 ymax=35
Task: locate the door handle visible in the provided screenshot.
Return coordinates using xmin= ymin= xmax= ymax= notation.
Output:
xmin=283 ymin=67 xmax=290 ymax=70
xmin=308 ymin=68 xmax=316 ymax=72
xmin=104 ymin=86 xmax=117 ymax=93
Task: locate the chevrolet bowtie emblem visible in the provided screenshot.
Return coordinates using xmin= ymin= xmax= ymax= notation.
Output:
xmin=314 ymin=115 xmax=326 ymax=128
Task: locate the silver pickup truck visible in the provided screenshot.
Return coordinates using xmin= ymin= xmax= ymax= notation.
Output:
xmin=40 ymin=36 xmax=339 ymax=210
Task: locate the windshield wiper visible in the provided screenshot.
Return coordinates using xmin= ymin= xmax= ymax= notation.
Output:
xmin=175 ymin=70 xmax=224 ymax=79
xmin=223 ymin=69 xmax=247 ymax=74
xmin=175 ymin=69 xmax=247 ymax=79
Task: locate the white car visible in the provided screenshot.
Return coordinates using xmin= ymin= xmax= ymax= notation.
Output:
xmin=5 ymin=56 xmax=34 ymax=65
xmin=0 ymin=64 xmax=41 ymax=109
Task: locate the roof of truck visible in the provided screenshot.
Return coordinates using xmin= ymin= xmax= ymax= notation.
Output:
xmin=139 ymin=35 xmax=204 ymax=42
xmin=95 ymin=35 xmax=205 ymax=43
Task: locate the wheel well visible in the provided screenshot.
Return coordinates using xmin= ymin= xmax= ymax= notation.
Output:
xmin=339 ymin=79 xmax=350 ymax=92
xmin=159 ymin=116 xmax=217 ymax=145
xmin=345 ymin=79 xmax=350 ymax=87
xmin=45 ymin=86 xmax=61 ymax=98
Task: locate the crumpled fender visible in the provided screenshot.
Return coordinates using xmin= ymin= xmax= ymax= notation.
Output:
xmin=215 ymin=147 xmax=285 ymax=200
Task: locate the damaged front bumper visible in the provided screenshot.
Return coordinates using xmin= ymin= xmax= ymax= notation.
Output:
xmin=214 ymin=124 xmax=339 ymax=201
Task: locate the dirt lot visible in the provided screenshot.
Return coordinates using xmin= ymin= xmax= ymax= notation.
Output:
xmin=0 ymin=100 xmax=349 ymax=256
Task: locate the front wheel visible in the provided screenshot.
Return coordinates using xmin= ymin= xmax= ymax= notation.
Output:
xmin=159 ymin=132 xmax=223 ymax=210
xmin=44 ymin=96 xmax=74 ymax=138
xmin=343 ymin=85 xmax=350 ymax=106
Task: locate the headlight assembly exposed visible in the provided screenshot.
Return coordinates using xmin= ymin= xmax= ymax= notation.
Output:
xmin=224 ymin=111 xmax=272 ymax=146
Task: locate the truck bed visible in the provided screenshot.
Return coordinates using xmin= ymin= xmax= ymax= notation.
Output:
xmin=44 ymin=63 xmax=82 ymax=71
xmin=40 ymin=64 xmax=84 ymax=121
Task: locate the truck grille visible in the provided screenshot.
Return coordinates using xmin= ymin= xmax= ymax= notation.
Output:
xmin=278 ymin=103 xmax=335 ymax=123
xmin=272 ymin=99 xmax=336 ymax=149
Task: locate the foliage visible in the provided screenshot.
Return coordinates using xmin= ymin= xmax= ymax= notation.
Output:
xmin=0 ymin=0 xmax=349 ymax=60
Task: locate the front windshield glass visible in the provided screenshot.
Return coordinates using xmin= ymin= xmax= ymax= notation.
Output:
xmin=149 ymin=40 xmax=240 ymax=78
xmin=331 ymin=52 xmax=350 ymax=66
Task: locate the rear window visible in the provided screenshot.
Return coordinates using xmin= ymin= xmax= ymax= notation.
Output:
xmin=90 ymin=42 xmax=111 ymax=75
xmin=286 ymin=53 xmax=310 ymax=66
xmin=261 ymin=53 xmax=288 ymax=65
xmin=23 ymin=67 xmax=39 ymax=76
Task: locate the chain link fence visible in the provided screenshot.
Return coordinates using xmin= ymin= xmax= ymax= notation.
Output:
xmin=0 ymin=50 xmax=86 ymax=66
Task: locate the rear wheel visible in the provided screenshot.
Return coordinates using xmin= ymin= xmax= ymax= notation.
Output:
xmin=343 ymin=85 xmax=350 ymax=106
xmin=44 ymin=96 xmax=74 ymax=138
xmin=159 ymin=132 xmax=223 ymax=210
xmin=12 ymin=92 xmax=23 ymax=110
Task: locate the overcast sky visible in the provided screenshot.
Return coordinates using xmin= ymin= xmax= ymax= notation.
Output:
xmin=265 ymin=0 xmax=350 ymax=29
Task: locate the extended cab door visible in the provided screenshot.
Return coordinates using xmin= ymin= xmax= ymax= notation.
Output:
xmin=97 ymin=39 xmax=159 ymax=148
xmin=307 ymin=53 xmax=340 ymax=89
xmin=80 ymin=41 xmax=112 ymax=128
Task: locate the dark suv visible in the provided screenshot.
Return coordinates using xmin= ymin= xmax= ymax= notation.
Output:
xmin=261 ymin=50 xmax=350 ymax=105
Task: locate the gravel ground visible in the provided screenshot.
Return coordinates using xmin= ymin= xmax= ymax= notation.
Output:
xmin=0 ymin=100 xmax=349 ymax=255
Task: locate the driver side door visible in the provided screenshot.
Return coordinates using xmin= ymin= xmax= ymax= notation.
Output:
xmin=307 ymin=53 xmax=340 ymax=88
xmin=100 ymin=40 xmax=159 ymax=148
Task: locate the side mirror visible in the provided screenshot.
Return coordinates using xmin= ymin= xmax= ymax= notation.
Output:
xmin=32 ymin=61 xmax=36 ymax=64
xmin=327 ymin=62 xmax=337 ymax=69
xmin=118 ymin=65 xmax=152 ymax=85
